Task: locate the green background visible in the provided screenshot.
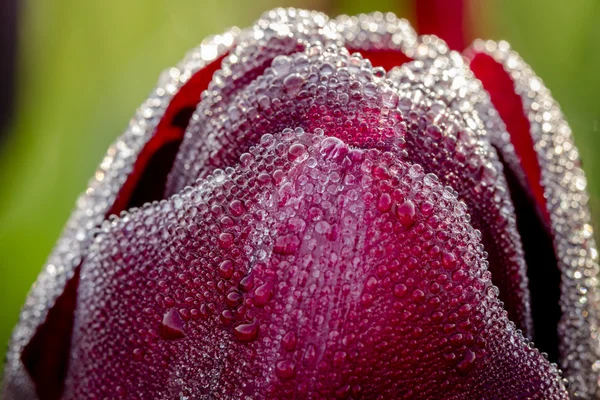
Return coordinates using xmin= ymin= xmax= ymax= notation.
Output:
xmin=1 ymin=0 xmax=599 ymax=372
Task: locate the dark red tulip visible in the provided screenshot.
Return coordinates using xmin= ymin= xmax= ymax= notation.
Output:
xmin=4 ymin=8 xmax=600 ymax=400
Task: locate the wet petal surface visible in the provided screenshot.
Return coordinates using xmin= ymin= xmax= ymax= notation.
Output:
xmin=4 ymin=9 xmax=599 ymax=400
xmin=169 ymin=33 xmax=533 ymax=339
xmin=467 ymin=40 xmax=600 ymax=399
xmin=65 ymin=130 xmax=567 ymax=399
xmin=338 ymin=18 xmax=534 ymax=338
xmin=2 ymin=29 xmax=238 ymax=400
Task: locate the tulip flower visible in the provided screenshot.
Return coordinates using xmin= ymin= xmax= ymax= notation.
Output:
xmin=4 ymin=8 xmax=599 ymax=400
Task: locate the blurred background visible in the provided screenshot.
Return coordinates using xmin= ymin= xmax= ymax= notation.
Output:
xmin=0 ymin=0 xmax=599 ymax=373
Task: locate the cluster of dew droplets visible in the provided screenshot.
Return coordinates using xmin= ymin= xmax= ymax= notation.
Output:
xmin=166 ymin=8 xmax=337 ymax=194
xmin=334 ymin=11 xmax=418 ymax=54
xmin=330 ymin=20 xmax=533 ymax=339
xmin=65 ymin=126 xmax=567 ymax=399
xmin=166 ymin=43 xmax=409 ymax=196
xmin=381 ymin=57 xmax=534 ymax=336
xmin=167 ymin=35 xmax=533 ymax=342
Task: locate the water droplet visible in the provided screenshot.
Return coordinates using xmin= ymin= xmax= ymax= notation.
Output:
xmin=160 ymin=309 xmax=186 ymax=340
xmin=393 ymin=283 xmax=408 ymax=298
xmin=457 ymin=349 xmax=477 ymax=373
xmin=377 ymin=193 xmax=393 ymax=212
xmin=333 ymin=351 xmax=347 ymax=368
xmin=218 ymin=232 xmax=234 ymax=249
xmin=303 ymin=344 xmax=318 ymax=367
xmin=288 ymin=217 xmax=307 ymax=233
xmin=220 ymin=309 xmax=235 ymax=324
xmin=275 ymin=359 xmax=296 ymax=379
xmin=449 ymin=333 xmax=464 ymax=346
xmin=226 ymin=290 xmax=243 ymax=307
xmin=273 ymin=234 xmax=300 ymax=255
xmin=431 ymin=311 xmax=444 ymax=322
xmin=442 ymin=251 xmax=457 ymax=270
xmin=253 ymin=282 xmax=274 ymax=306
xmin=320 ymin=137 xmax=348 ymax=161
xmin=229 ymin=200 xmax=244 ymax=217
xmin=315 ymin=220 xmax=331 ymax=235
xmin=361 ymin=293 xmax=373 ymax=306
xmin=283 ymin=73 xmax=305 ymax=95
xmin=443 ymin=351 xmax=457 ymax=365
xmin=271 ymin=56 xmax=292 ymax=76
xmin=240 ymin=153 xmax=254 ymax=169
xmin=132 ymin=347 xmax=143 ymax=361
xmin=426 ymin=124 xmax=442 ymax=140
xmin=239 ymin=274 xmax=254 ymax=292
xmin=365 ymin=276 xmax=378 ymax=290
xmin=234 ymin=320 xmax=259 ymax=342
xmin=319 ymin=62 xmax=334 ymax=76
xmin=411 ymin=289 xmax=425 ymax=302
xmin=452 ymin=268 xmax=466 ymax=282
xmin=218 ymin=259 xmax=234 ymax=279
xmin=420 ymin=201 xmax=434 ymax=216
xmin=395 ymin=199 xmax=416 ymax=227
xmin=282 ymin=331 xmax=297 ymax=351
xmin=423 ymin=173 xmax=438 ymax=187
xmin=288 ymin=143 xmax=307 ymax=162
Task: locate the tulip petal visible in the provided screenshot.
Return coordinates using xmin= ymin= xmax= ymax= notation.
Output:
xmin=169 ymin=31 xmax=533 ymax=341
xmin=166 ymin=44 xmax=406 ymax=194
xmin=467 ymin=40 xmax=600 ymax=399
xmin=395 ymin=44 xmax=538 ymax=332
xmin=2 ymin=30 xmax=238 ymax=400
xmin=165 ymin=9 xmax=336 ymax=195
xmin=335 ymin=13 xmax=416 ymax=71
xmin=338 ymin=18 xmax=526 ymax=192
xmin=65 ymin=129 xmax=567 ymax=399
xmin=414 ymin=0 xmax=468 ymax=51
xmin=468 ymin=45 xmax=547 ymax=218
xmin=107 ymin=54 xmax=226 ymax=215
xmin=332 ymin=16 xmax=534 ymax=338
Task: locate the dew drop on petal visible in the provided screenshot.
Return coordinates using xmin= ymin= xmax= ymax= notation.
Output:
xmin=457 ymin=350 xmax=477 ymax=374
xmin=271 ymin=55 xmax=292 ymax=76
xmin=393 ymin=283 xmax=408 ymax=298
xmin=275 ymin=360 xmax=296 ymax=379
xmin=159 ymin=308 xmax=186 ymax=340
xmin=288 ymin=143 xmax=307 ymax=162
xmin=253 ymin=282 xmax=274 ymax=306
xmin=273 ymin=234 xmax=300 ymax=255
xmin=228 ymin=200 xmax=245 ymax=217
xmin=234 ymin=320 xmax=258 ymax=342
xmin=218 ymin=259 xmax=234 ymax=279
xmin=281 ymin=331 xmax=297 ymax=351
xmin=226 ymin=291 xmax=243 ymax=307
xmin=283 ymin=73 xmax=304 ymax=95
xmin=303 ymin=344 xmax=318 ymax=367
xmin=377 ymin=193 xmax=393 ymax=212
xmin=218 ymin=232 xmax=234 ymax=249
xmin=442 ymin=251 xmax=458 ymax=270
xmin=395 ymin=199 xmax=416 ymax=227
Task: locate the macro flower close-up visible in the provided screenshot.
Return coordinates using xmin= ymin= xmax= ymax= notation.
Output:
xmin=2 ymin=1 xmax=600 ymax=399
